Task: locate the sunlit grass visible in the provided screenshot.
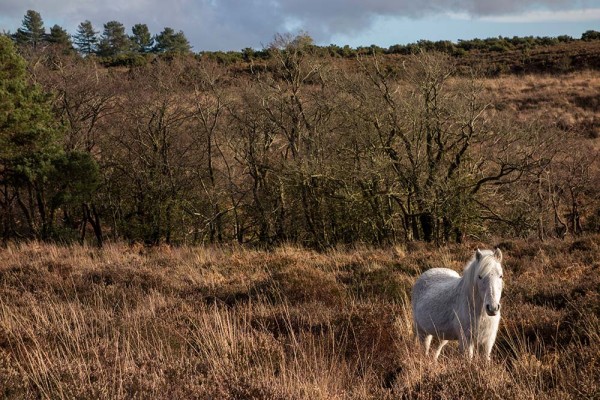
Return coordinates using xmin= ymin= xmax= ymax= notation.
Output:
xmin=0 ymin=237 xmax=598 ymax=398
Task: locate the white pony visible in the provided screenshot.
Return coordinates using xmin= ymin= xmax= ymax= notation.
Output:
xmin=411 ymin=248 xmax=504 ymax=360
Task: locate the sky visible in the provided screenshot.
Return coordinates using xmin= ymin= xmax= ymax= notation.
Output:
xmin=0 ymin=0 xmax=599 ymax=51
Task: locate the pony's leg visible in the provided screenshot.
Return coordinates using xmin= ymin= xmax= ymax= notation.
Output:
xmin=433 ymin=340 xmax=449 ymax=360
xmin=415 ymin=326 xmax=432 ymax=356
xmin=458 ymin=337 xmax=474 ymax=359
xmin=467 ymin=343 xmax=474 ymax=359
xmin=482 ymin=328 xmax=499 ymax=361
xmin=481 ymin=334 xmax=496 ymax=361
xmin=423 ymin=335 xmax=433 ymax=355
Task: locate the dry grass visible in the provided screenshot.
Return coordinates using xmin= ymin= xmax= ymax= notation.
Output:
xmin=0 ymin=238 xmax=598 ymax=399
xmin=483 ymin=70 xmax=600 ymax=139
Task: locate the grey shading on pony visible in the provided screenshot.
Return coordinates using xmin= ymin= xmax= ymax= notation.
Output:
xmin=411 ymin=248 xmax=504 ymax=360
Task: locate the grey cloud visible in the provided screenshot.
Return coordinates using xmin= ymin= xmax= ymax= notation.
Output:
xmin=267 ymin=0 xmax=587 ymax=37
xmin=0 ymin=0 xmax=593 ymax=50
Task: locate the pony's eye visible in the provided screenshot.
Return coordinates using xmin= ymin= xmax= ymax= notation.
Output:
xmin=500 ymin=275 xmax=503 ymax=279
xmin=478 ymin=275 xmax=482 ymax=279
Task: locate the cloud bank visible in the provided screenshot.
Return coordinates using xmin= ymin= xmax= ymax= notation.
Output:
xmin=0 ymin=0 xmax=596 ymax=50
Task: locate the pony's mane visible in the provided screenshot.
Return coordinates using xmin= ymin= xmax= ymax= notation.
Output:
xmin=461 ymin=250 xmax=497 ymax=290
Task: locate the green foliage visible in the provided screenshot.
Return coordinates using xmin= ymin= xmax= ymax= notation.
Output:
xmin=581 ymin=30 xmax=600 ymax=41
xmin=489 ymin=43 xmax=509 ymax=52
xmin=131 ymin=23 xmax=153 ymax=53
xmin=97 ymin=21 xmax=131 ymax=57
xmin=100 ymin=53 xmax=149 ymax=67
xmin=48 ymin=24 xmax=73 ymax=51
xmin=240 ymin=47 xmax=269 ymax=61
xmin=0 ymin=35 xmax=26 ymax=81
xmin=0 ymin=35 xmax=61 ymax=184
xmin=201 ymin=50 xmax=243 ymax=64
xmin=0 ymin=35 xmax=101 ymax=240
xmin=556 ymin=35 xmax=573 ymax=43
xmin=47 ymin=151 xmax=100 ymax=209
xmin=74 ymin=20 xmax=99 ymax=55
xmin=356 ymin=44 xmax=384 ymax=55
xmin=381 ymin=33 xmax=593 ymax=57
xmin=14 ymin=10 xmax=45 ymax=48
xmin=153 ymin=27 xmax=191 ymax=55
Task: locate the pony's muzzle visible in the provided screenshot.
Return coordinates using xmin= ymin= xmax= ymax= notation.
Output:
xmin=486 ymin=303 xmax=500 ymax=316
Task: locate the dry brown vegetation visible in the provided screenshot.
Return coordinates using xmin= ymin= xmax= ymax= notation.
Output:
xmin=3 ymin=38 xmax=598 ymax=247
xmin=3 ymin=37 xmax=600 ymax=398
xmin=456 ymin=40 xmax=600 ymax=75
xmin=0 ymin=237 xmax=598 ymax=399
xmin=484 ymin=71 xmax=600 ymax=139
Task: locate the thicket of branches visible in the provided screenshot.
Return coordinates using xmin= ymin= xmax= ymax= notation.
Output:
xmin=1 ymin=33 xmax=598 ymax=247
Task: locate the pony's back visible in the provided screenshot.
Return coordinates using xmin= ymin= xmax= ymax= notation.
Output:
xmin=412 ymin=268 xmax=461 ymax=340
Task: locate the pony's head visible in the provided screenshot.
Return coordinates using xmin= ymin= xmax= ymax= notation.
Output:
xmin=474 ymin=248 xmax=504 ymax=316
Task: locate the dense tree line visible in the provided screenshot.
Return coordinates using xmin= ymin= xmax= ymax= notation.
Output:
xmin=2 ymin=23 xmax=599 ymax=246
xmin=11 ymin=10 xmax=191 ymax=64
xmin=200 ymin=31 xmax=600 ymax=65
xmin=7 ymin=10 xmax=600 ymax=66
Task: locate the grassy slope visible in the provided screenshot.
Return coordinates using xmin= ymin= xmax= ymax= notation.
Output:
xmin=457 ymin=40 xmax=600 ymax=75
xmin=0 ymin=237 xmax=598 ymax=399
xmin=483 ymin=70 xmax=600 ymax=140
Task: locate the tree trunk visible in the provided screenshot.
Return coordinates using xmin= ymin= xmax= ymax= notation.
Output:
xmin=420 ymin=212 xmax=435 ymax=242
xmin=82 ymin=203 xmax=103 ymax=247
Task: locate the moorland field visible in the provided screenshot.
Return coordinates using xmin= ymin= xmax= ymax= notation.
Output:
xmin=0 ymin=238 xmax=598 ymax=398
xmin=1 ymin=29 xmax=599 ymax=399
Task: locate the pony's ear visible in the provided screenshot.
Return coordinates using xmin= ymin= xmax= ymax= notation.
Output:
xmin=493 ymin=248 xmax=503 ymax=263
xmin=475 ymin=248 xmax=483 ymax=261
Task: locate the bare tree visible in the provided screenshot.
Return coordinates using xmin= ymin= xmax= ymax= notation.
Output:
xmin=188 ymin=60 xmax=230 ymax=242
xmin=103 ymin=60 xmax=199 ymax=244
xmin=342 ymin=52 xmax=551 ymax=242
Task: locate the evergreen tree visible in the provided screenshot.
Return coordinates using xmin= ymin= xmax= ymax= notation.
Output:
xmin=74 ymin=20 xmax=99 ymax=55
xmin=0 ymin=36 xmax=100 ymax=240
xmin=131 ymin=23 xmax=153 ymax=53
xmin=0 ymin=35 xmax=61 ymax=237
xmin=0 ymin=35 xmax=60 ymax=174
xmin=97 ymin=21 xmax=131 ymax=57
xmin=153 ymin=27 xmax=191 ymax=55
xmin=48 ymin=24 xmax=73 ymax=49
xmin=14 ymin=10 xmax=45 ymax=48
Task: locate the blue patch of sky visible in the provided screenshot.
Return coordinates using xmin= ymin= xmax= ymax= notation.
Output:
xmin=327 ymin=13 xmax=600 ymax=48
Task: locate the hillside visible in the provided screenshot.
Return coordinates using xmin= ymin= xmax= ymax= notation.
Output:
xmin=1 ymin=32 xmax=600 ymax=399
xmin=0 ymin=35 xmax=597 ymax=246
xmin=455 ymin=39 xmax=600 ymax=75
xmin=483 ymin=70 xmax=600 ymax=139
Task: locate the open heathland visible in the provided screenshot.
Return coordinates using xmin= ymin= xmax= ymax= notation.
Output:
xmin=0 ymin=237 xmax=598 ymax=398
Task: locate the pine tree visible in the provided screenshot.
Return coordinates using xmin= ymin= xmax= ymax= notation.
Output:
xmin=153 ymin=27 xmax=191 ymax=55
xmin=14 ymin=10 xmax=45 ymax=48
xmin=97 ymin=21 xmax=131 ymax=57
xmin=0 ymin=34 xmax=61 ymax=203
xmin=131 ymin=23 xmax=153 ymax=53
xmin=0 ymin=36 xmax=100 ymax=241
xmin=74 ymin=20 xmax=99 ymax=55
xmin=48 ymin=24 xmax=73 ymax=49
xmin=0 ymin=35 xmax=60 ymax=167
